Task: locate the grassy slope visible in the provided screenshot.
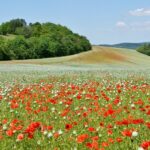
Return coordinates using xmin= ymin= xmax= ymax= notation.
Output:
xmin=0 ymin=46 xmax=150 ymax=67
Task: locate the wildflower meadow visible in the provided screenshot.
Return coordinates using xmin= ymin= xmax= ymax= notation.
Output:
xmin=0 ymin=65 xmax=150 ymax=150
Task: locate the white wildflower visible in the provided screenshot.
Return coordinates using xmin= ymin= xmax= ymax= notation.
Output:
xmin=43 ymin=130 xmax=48 ymax=135
xmin=37 ymin=140 xmax=41 ymax=145
xmin=72 ymin=130 xmax=77 ymax=135
xmin=131 ymin=104 xmax=135 ymax=108
xmin=58 ymin=129 xmax=63 ymax=135
xmin=132 ymin=131 xmax=138 ymax=137
xmin=3 ymin=125 xmax=7 ymax=130
xmin=138 ymin=147 xmax=144 ymax=150
xmin=47 ymin=132 xmax=53 ymax=138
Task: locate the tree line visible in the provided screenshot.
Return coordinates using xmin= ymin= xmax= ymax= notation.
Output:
xmin=0 ymin=19 xmax=91 ymax=60
xmin=137 ymin=43 xmax=150 ymax=56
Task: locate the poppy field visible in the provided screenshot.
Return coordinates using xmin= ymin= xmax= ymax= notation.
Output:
xmin=0 ymin=70 xmax=150 ymax=150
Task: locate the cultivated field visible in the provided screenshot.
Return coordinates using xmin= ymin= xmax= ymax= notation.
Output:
xmin=0 ymin=46 xmax=150 ymax=150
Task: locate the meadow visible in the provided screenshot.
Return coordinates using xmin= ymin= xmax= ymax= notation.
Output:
xmin=0 ymin=46 xmax=150 ymax=150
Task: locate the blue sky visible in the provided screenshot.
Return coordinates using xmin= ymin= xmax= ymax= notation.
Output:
xmin=0 ymin=0 xmax=150 ymax=44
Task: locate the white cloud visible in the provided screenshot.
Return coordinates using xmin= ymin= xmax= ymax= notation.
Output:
xmin=129 ymin=8 xmax=150 ymax=16
xmin=116 ymin=21 xmax=127 ymax=28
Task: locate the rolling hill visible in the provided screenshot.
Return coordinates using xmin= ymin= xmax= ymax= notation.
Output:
xmin=0 ymin=46 xmax=150 ymax=67
xmin=100 ymin=42 xmax=150 ymax=49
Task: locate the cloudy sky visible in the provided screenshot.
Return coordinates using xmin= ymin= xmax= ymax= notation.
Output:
xmin=0 ymin=0 xmax=150 ymax=44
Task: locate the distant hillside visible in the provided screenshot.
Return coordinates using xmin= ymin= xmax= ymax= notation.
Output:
xmin=100 ymin=42 xmax=150 ymax=49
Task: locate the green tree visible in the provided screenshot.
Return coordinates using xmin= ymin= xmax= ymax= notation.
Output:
xmin=29 ymin=22 xmax=42 ymax=37
xmin=0 ymin=19 xmax=26 ymax=35
xmin=7 ymin=36 xmax=29 ymax=59
xmin=0 ymin=37 xmax=13 ymax=60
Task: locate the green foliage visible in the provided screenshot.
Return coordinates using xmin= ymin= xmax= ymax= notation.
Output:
xmin=137 ymin=44 xmax=150 ymax=56
xmin=0 ymin=19 xmax=91 ymax=60
xmin=6 ymin=36 xmax=29 ymax=59
xmin=15 ymin=26 xmax=32 ymax=38
xmin=0 ymin=37 xmax=11 ymax=60
xmin=0 ymin=19 xmax=26 ymax=35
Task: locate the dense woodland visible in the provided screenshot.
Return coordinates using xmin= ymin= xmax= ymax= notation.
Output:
xmin=0 ymin=19 xmax=91 ymax=60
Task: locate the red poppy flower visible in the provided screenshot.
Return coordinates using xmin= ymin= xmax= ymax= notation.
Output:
xmin=141 ymin=141 xmax=150 ymax=149
xmin=6 ymin=130 xmax=13 ymax=136
xmin=132 ymin=119 xmax=144 ymax=124
xmin=28 ymin=133 xmax=34 ymax=139
xmin=86 ymin=141 xmax=98 ymax=149
xmin=113 ymin=99 xmax=120 ymax=105
xmin=77 ymin=134 xmax=89 ymax=143
xmin=65 ymin=124 xmax=73 ymax=130
xmin=121 ymin=129 xmax=132 ymax=137
xmin=146 ymin=122 xmax=150 ymax=129
xmin=54 ymin=132 xmax=59 ymax=139
xmin=107 ymin=129 xmax=113 ymax=135
xmin=47 ymin=126 xmax=53 ymax=131
xmin=0 ymin=135 xmax=3 ymax=140
xmin=11 ymin=102 xmax=19 ymax=109
xmin=147 ymin=110 xmax=150 ymax=115
xmin=88 ymin=127 xmax=95 ymax=132
xmin=61 ymin=109 xmax=70 ymax=117
xmin=116 ymin=137 xmax=123 ymax=143
xmin=17 ymin=133 xmax=24 ymax=141
xmin=92 ymin=136 xmax=99 ymax=141
xmin=77 ymin=94 xmax=82 ymax=100
xmin=117 ymin=89 xmax=121 ymax=93
xmin=102 ymin=142 xmax=109 ymax=147
xmin=2 ymin=119 xmax=7 ymax=124
xmin=108 ymin=138 xmax=114 ymax=144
